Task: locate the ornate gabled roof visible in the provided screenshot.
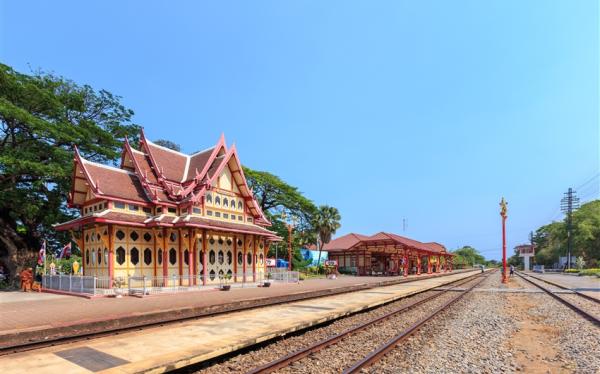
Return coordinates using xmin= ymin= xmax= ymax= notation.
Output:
xmin=65 ymin=130 xmax=271 ymax=228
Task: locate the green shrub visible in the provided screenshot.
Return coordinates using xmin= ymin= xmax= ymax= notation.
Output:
xmin=564 ymin=269 xmax=579 ymax=273
xmin=299 ymin=273 xmax=306 ymax=281
xmin=578 ymin=268 xmax=600 ymax=276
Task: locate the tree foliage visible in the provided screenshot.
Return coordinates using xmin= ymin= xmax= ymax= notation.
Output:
xmin=153 ymin=139 xmax=181 ymax=152
xmin=312 ymin=205 xmax=341 ymax=265
xmin=451 ymin=246 xmax=486 ymax=267
xmin=0 ymin=63 xmax=140 ymax=283
xmin=533 ymin=200 xmax=600 ymax=267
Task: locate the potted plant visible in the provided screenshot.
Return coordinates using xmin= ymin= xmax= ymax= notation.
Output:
xmin=113 ymin=276 xmax=125 ymax=298
xmin=263 ymin=272 xmax=272 ymax=287
xmin=220 ymin=273 xmax=231 ymax=291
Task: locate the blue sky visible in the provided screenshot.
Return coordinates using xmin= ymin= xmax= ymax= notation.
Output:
xmin=1 ymin=1 xmax=598 ymax=260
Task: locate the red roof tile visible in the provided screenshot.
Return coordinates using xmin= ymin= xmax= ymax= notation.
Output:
xmin=324 ymin=232 xmax=448 ymax=254
xmin=82 ymin=161 xmax=150 ymax=203
xmin=181 ymin=216 xmax=280 ymax=238
xmin=145 ymin=141 xmax=188 ymax=182
xmin=184 ymin=148 xmax=214 ymax=182
xmin=55 ymin=211 xmax=150 ymax=231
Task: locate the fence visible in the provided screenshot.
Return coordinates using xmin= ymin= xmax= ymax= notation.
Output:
xmin=43 ymin=271 xmax=299 ymax=297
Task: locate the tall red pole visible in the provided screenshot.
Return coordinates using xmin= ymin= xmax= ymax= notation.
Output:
xmin=287 ymin=224 xmax=293 ymax=271
xmin=500 ymin=198 xmax=508 ymax=284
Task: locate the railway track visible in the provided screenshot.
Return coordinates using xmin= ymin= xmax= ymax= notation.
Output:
xmin=0 ymin=271 xmax=474 ymax=357
xmin=515 ymin=271 xmax=600 ymax=327
xmin=516 ymin=271 xmax=600 ymax=304
xmin=243 ymin=270 xmax=494 ymax=374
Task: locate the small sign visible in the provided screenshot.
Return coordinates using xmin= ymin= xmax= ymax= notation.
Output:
xmin=324 ymin=260 xmax=338 ymax=266
xmin=266 ymin=259 xmax=276 ymax=267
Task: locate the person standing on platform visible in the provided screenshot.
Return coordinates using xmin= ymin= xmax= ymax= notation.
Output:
xmin=509 ymin=264 xmax=515 ymax=277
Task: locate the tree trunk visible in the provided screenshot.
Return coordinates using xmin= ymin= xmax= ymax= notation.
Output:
xmin=0 ymin=216 xmax=37 ymax=287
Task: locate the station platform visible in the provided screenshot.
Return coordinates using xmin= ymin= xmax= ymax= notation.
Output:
xmin=526 ymin=272 xmax=600 ymax=301
xmin=0 ymin=270 xmax=469 ymax=348
xmin=0 ymin=269 xmax=480 ymax=373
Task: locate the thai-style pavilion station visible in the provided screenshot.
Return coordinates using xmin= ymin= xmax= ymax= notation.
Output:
xmin=324 ymin=232 xmax=453 ymax=276
xmin=55 ymin=130 xmax=280 ymax=286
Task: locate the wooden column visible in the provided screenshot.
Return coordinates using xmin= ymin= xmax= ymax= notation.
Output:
xmin=162 ymin=228 xmax=168 ymax=279
xmin=252 ymin=236 xmax=257 ymax=282
xmin=403 ymin=251 xmax=409 ymax=277
xmin=242 ymin=235 xmax=247 ymax=283
xmin=81 ymin=228 xmax=86 ymax=276
xmin=233 ymin=236 xmax=238 ymax=282
xmin=427 ymin=254 xmax=432 ymax=274
xmin=416 ymin=253 xmax=421 ymax=275
xmin=188 ymin=229 xmax=194 ymax=283
xmin=108 ymin=225 xmax=114 ymax=287
xmin=178 ymin=229 xmax=183 ymax=285
xmin=202 ymin=230 xmax=207 ymax=285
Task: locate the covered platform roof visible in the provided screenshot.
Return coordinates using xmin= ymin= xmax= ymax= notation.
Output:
xmin=323 ymin=232 xmax=452 ymax=256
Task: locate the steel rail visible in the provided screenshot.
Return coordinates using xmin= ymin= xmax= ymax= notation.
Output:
xmin=0 ymin=269 xmax=474 ymax=356
xmin=246 ymin=271 xmax=491 ymax=374
xmin=516 ymin=271 xmax=600 ymax=304
xmin=515 ymin=272 xmax=600 ymax=327
xmin=342 ymin=270 xmax=493 ymax=374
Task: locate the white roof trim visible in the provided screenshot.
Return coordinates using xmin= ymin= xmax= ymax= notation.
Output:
xmin=189 ymin=146 xmax=215 ymax=157
xmin=181 ymin=156 xmax=191 ymax=183
xmin=146 ymin=139 xmax=189 ymax=158
xmin=131 ymin=148 xmax=145 ymax=155
xmin=82 ymin=159 xmax=137 ymax=176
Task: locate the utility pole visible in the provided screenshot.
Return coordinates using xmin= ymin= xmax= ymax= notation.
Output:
xmin=560 ymin=188 xmax=580 ymax=269
xmin=402 ymin=218 xmax=406 ymax=232
xmin=500 ymin=197 xmax=508 ymax=283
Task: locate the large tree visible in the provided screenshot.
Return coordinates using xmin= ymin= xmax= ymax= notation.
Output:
xmin=243 ymin=167 xmax=323 ymax=265
xmin=0 ymin=63 xmax=140 ymax=284
xmin=451 ymin=246 xmax=485 ymax=268
xmin=312 ymin=205 xmax=341 ymax=265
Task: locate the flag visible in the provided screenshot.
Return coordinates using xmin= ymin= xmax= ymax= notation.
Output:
xmin=58 ymin=242 xmax=72 ymax=260
xmin=37 ymin=241 xmax=46 ymax=265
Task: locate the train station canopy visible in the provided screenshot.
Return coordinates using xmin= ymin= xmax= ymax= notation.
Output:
xmin=323 ymin=232 xmax=452 ymax=257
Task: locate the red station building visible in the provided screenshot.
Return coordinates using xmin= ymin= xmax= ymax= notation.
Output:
xmin=324 ymin=232 xmax=453 ymax=276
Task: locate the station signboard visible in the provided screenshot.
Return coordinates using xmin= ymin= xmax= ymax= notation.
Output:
xmin=266 ymin=258 xmax=277 ymax=267
xmin=324 ymin=260 xmax=338 ymax=266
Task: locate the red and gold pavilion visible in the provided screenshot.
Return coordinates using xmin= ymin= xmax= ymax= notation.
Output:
xmin=324 ymin=232 xmax=453 ymax=276
xmin=55 ymin=130 xmax=280 ymax=286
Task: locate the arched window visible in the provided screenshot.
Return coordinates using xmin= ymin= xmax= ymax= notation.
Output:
xmin=157 ymin=249 xmax=163 ymax=265
xmin=230 ymin=199 xmax=235 ymax=209
xmin=86 ymin=250 xmax=90 ymax=265
xmin=130 ymin=231 xmax=139 ymax=242
xmin=259 ymin=253 xmax=264 ymax=265
xmin=238 ymin=201 xmax=243 ymax=210
xmin=227 ymin=251 xmax=232 ymax=265
xmin=223 ymin=198 xmax=228 ymax=207
xmin=209 ymin=269 xmax=216 ymax=281
xmin=218 ymin=250 xmax=224 ymax=265
xmin=184 ymin=250 xmax=189 ymax=265
xmin=116 ymin=247 xmax=125 ymax=265
xmin=97 ymin=249 xmax=102 ymax=265
xmin=130 ymin=247 xmax=139 ymax=265
xmin=209 ymin=250 xmax=216 ymax=265
xmin=169 ymin=248 xmax=177 ymax=265
xmin=116 ymin=230 xmax=125 ymax=241
xmin=144 ymin=248 xmax=152 ymax=265
xmin=143 ymin=232 xmax=152 ymax=242
xmin=91 ymin=249 xmax=95 ymax=265
xmin=237 ymin=252 xmax=243 ymax=265
xmin=247 ymin=253 xmax=252 ymax=265
xmin=215 ymin=195 xmax=221 ymax=206
xmin=206 ymin=193 xmax=213 ymax=204
xmin=169 ymin=232 xmax=177 ymax=243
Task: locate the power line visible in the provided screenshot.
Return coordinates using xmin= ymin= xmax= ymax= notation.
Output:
xmin=575 ymin=173 xmax=600 ymax=190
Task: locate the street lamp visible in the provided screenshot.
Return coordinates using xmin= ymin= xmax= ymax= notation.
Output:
xmin=281 ymin=211 xmax=297 ymax=271
xmin=500 ymin=197 xmax=508 ymax=284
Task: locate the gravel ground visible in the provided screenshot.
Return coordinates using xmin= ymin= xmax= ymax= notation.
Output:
xmin=510 ymin=276 xmax=600 ymax=373
xmin=192 ymin=271 xmax=599 ymax=374
xmin=193 ymin=275 xmax=479 ymax=374
xmin=367 ymin=271 xmax=516 ymax=373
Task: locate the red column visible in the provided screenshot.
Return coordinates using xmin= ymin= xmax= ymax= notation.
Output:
xmin=233 ymin=236 xmax=238 ymax=282
xmin=427 ymin=254 xmax=432 ymax=274
xmin=162 ymin=229 xmax=168 ymax=279
xmin=252 ymin=237 xmax=257 ymax=282
xmin=242 ymin=235 xmax=247 ymax=282
xmin=404 ymin=252 xmax=408 ymax=277
xmin=416 ymin=254 xmax=421 ymax=275
xmin=108 ymin=225 xmax=114 ymax=288
xmin=202 ymin=230 xmax=207 ymax=285
xmin=188 ymin=229 xmax=193 ymax=283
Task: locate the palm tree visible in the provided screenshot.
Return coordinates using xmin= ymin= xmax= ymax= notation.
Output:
xmin=313 ymin=205 xmax=341 ymax=266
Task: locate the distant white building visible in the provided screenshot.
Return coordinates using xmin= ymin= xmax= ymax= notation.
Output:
xmin=515 ymin=244 xmax=534 ymax=271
